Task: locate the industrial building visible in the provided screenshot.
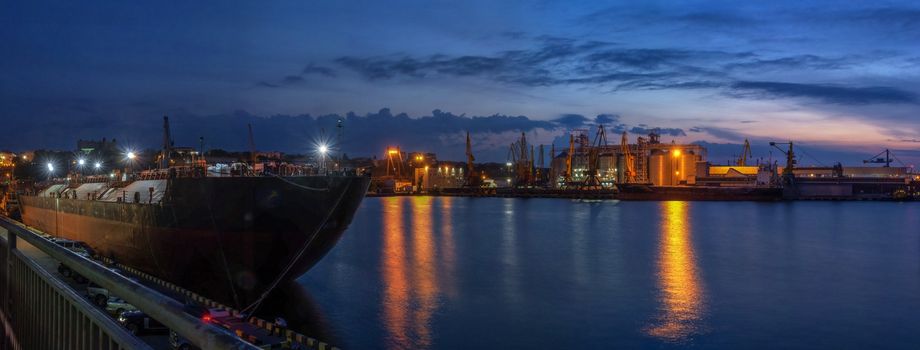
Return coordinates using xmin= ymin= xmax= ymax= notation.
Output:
xmin=549 ymin=129 xmax=704 ymax=187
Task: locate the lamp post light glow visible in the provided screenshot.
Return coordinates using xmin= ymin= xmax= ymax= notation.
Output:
xmin=78 ymin=158 xmax=85 ymax=166
xmin=318 ymin=144 xmax=329 ymax=173
xmin=127 ymin=152 xmax=137 ymax=160
xmin=47 ymin=163 xmax=54 ymax=172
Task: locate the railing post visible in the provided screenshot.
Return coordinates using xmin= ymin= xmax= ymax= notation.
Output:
xmin=4 ymin=229 xmax=13 ymax=318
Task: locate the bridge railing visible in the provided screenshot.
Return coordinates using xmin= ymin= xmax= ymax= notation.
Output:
xmin=0 ymin=216 xmax=258 ymax=350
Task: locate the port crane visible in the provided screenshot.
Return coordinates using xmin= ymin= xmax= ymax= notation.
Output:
xmin=863 ymin=149 xmax=892 ymax=167
xmin=463 ymin=131 xmax=481 ymax=187
xmin=563 ymin=134 xmax=575 ymax=188
xmin=385 ymin=146 xmax=403 ymax=178
xmin=580 ymin=124 xmax=608 ymax=189
xmin=620 ymin=132 xmax=637 ymax=183
xmin=769 ymin=141 xmax=796 ymax=185
xmin=508 ymin=132 xmax=532 ymax=187
xmin=736 ymin=139 xmax=752 ymax=166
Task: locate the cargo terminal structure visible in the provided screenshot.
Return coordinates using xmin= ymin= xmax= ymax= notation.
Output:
xmin=548 ymin=129 xmax=708 ymax=188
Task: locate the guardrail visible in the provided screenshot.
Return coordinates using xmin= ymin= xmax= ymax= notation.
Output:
xmin=0 ymin=216 xmax=258 ymax=350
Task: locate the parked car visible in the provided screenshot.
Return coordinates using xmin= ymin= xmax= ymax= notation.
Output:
xmin=182 ymin=304 xmax=231 ymax=327
xmin=105 ymin=296 xmax=138 ymax=316
xmin=118 ymin=311 xmax=167 ymax=335
xmin=86 ymin=282 xmax=110 ymax=307
xmin=51 ymin=238 xmax=94 ymax=256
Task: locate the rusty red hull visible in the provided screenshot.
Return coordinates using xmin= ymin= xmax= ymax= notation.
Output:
xmin=20 ymin=175 xmax=370 ymax=304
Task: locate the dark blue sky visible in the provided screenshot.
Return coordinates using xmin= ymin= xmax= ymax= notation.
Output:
xmin=2 ymin=1 xmax=919 ymax=165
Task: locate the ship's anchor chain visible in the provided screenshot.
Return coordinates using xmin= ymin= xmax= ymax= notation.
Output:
xmin=239 ymin=178 xmax=350 ymax=317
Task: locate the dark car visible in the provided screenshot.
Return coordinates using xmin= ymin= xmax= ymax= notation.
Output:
xmin=117 ymin=310 xmax=167 ymax=335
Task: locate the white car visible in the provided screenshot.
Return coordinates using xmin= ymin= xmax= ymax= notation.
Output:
xmin=105 ymin=296 xmax=138 ymax=316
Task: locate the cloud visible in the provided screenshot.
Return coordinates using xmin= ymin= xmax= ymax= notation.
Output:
xmin=628 ymin=126 xmax=686 ymax=137
xmin=332 ymin=37 xmax=746 ymax=91
xmin=728 ymin=81 xmax=918 ymax=105
xmin=302 ymin=63 xmax=336 ymax=77
xmin=725 ymin=54 xmax=853 ymax=72
xmin=689 ymin=126 xmax=748 ymax=141
xmin=552 ymin=114 xmax=590 ymax=128
xmin=595 ymin=114 xmax=619 ymax=124
xmin=256 ymin=81 xmax=280 ymax=88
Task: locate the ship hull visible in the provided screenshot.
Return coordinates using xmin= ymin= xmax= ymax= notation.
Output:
xmin=20 ymin=175 xmax=370 ymax=304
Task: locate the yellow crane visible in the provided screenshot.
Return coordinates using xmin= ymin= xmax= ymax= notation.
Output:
xmin=564 ymin=134 xmax=575 ymax=187
xmin=620 ymin=132 xmax=636 ymax=183
xmin=737 ymin=139 xmax=752 ymax=166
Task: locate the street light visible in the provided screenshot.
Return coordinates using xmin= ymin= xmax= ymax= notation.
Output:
xmin=126 ymin=152 xmax=137 ymax=160
xmin=78 ymin=158 xmax=85 ymax=166
xmin=318 ymin=144 xmax=329 ymax=173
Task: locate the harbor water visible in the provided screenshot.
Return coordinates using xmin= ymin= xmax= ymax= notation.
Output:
xmin=268 ymin=197 xmax=920 ymax=349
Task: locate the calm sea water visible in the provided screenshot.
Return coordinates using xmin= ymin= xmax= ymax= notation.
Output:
xmin=265 ymin=197 xmax=920 ymax=349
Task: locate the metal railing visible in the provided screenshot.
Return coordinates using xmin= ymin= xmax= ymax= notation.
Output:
xmin=0 ymin=216 xmax=258 ymax=350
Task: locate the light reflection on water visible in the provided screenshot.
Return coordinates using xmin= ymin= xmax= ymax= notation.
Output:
xmin=381 ymin=197 xmax=448 ymax=349
xmin=646 ymin=201 xmax=705 ymax=342
xmin=295 ymin=198 xmax=920 ymax=349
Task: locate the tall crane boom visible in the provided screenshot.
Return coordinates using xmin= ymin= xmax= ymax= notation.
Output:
xmin=564 ymin=134 xmax=574 ymax=186
xmin=737 ymin=139 xmax=752 ymax=166
xmin=863 ymin=149 xmax=892 ymax=167
xmin=465 ymin=131 xmax=477 ymax=186
xmin=620 ymin=132 xmax=636 ymax=183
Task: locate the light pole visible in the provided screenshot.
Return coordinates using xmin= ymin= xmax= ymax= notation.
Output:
xmin=124 ymin=151 xmax=137 ymax=181
xmin=94 ymin=161 xmax=102 ymax=174
xmin=318 ymin=144 xmax=328 ymax=174
xmin=46 ymin=162 xmax=55 ymax=180
xmin=77 ymin=158 xmax=86 ymax=176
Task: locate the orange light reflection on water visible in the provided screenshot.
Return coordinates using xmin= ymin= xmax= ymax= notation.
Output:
xmin=646 ymin=201 xmax=705 ymax=342
xmin=410 ymin=196 xmax=438 ymax=348
xmin=382 ymin=197 xmax=410 ymax=347
xmin=381 ymin=196 xmax=448 ymax=349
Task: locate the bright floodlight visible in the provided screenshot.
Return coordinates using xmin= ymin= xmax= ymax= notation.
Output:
xmin=78 ymin=158 xmax=86 ymax=166
xmin=127 ymin=152 xmax=137 ymax=160
xmin=47 ymin=163 xmax=54 ymax=172
xmin=318 ymin=144 xmax=329 ymax=154
xmin=94 ymin=162 xmax=102 ymax=169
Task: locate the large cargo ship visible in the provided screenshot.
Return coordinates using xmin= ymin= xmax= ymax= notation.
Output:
xmin=17 ymin=118 xmax=371 ymax=305
xmin=21 ymin=171 xmax=369 ymax=304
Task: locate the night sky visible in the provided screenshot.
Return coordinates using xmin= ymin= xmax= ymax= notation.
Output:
xmin=2 ymin=1 xmax=919 ymax=165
